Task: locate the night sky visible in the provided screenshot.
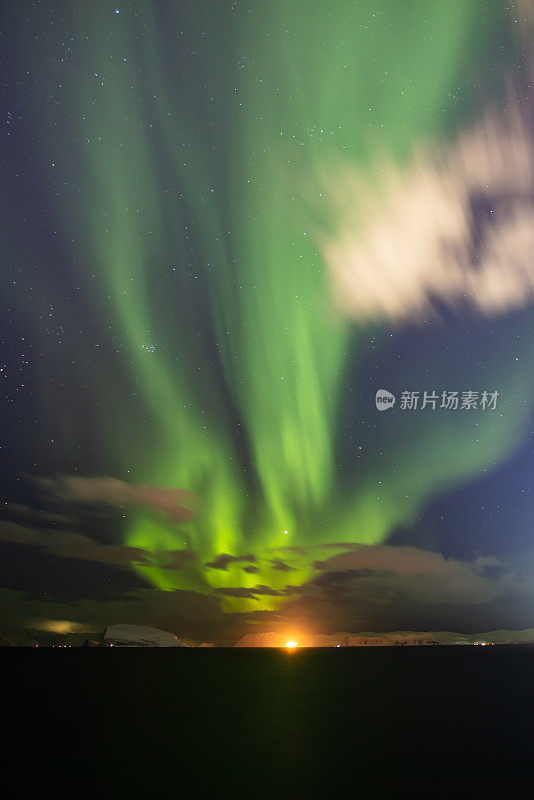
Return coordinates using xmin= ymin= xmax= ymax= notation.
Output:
xmin=2 ymin=0 xmax=534 ymax=642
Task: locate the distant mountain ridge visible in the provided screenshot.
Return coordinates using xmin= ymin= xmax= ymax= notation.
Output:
xmin=234 ymin=629 xmax=534 ymax=647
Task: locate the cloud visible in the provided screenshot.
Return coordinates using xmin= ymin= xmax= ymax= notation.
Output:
xmin=31 ymin=619 xmax=100 ymax=634
xmin=204 ymin=554 xmax=256 ymax=570
xmin=269 ymin=558 xmax=295 ymax=572
xmin=0 ymin=520 xmax=150 ymax=566
xmin=318 ymin=543 xmax=361 ymax=550
xmin=215 ymin=585 xmax=282 ymax=599
xmin=0 ymin=585 xmax=227 ymax=642
xmin=1 ymin=544 xmax=534 ymax=641
xmin=267 ymin=546 xmax=308 ymax=555
xmin=3 ymin=502 xmax=77 ymax=528
xmin=38 ymin=475 xmax=197 ymax=524
xmin=260 ymin=544 xmax=534 ymax=635
xmin=157 ymin=549 xmax=198 ymax=570
xmin=213 ymin=587 xmax=259 ymax=599
xmin=320 ymin=104 xmax=534 ymax=324
xmin=0 ymin=520 xmax=201 ymax=575
xmin=208 ymin=545 xmax=529 ymax=635
xmin=310 ymin=544 xmax=508 ymax=605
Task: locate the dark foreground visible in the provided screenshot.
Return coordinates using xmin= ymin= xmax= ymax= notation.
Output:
xmin=4 ymin=646 xmax=533 ymax=797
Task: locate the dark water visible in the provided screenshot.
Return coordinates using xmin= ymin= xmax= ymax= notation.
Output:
xmin=5 ymin=646 xmax=533 ymax=796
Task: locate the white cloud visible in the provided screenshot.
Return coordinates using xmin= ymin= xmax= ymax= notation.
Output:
xmin=320 ymin=105 xmax=534 ymax=323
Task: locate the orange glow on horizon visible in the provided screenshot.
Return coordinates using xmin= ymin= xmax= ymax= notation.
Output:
xmin=285 ymin=640 xmax=298 ymax=649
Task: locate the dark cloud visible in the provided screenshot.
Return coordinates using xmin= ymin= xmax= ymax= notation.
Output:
xmin=214 ymin=587 xmax=259 ymax=599
xmin=249 ymin=585 xmax=283 ymax=596
xmin=2 ymin=542 xmax=534 ymax=641
xmin=269 ymin=558 xmax=295 ymax=572
xmin=157 ymin=549 xmax=198 ymax=570
xmin=267 ymin=546 xmax=308 ymax=555
xmin=2 ymin=525 xmax=534 ymax=640
xmin=314 ymin=567 xmax=394 ymax=586
xmin=3 ymin=502 xmax=77 ymax=528
xmin=38 ymin=475 xmax=197 ymax=524
xmin=204 ymin=553 xmax=256 ymax=570
xmin=0 ymin=521 xmax=150 ymax=566
xmin=215 ymin=584 xmax=282 ymax=599
xmin=314 ymin=544 xmax=507 ymax=600
xmin=258 ymin=544 xmax=534 ymax=634
xmin=304 ymin=545 xmax=509 ymax=606
xmin=0 ymin=585 xmax=227 ymax=642
xmin=319 ymin=543 xmax=361 ymax=550
xmin=203 ymin=546 xmax=534 ymax=636
xmin=0 ymin=543 xmax=147 ymax=602
xmin=314 ymin=569 xmax=361 ymax=588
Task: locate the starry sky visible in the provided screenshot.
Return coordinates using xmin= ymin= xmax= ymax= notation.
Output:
xmin=2 ymin=0 xmax=534 ymax=642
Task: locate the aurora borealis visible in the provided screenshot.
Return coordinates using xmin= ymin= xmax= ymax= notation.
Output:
xmin=3 ymin=0 xmax=534 ymax=636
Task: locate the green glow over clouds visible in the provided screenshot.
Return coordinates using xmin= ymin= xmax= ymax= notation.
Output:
xmin=22 ymin=1 xmax=527 ymax=610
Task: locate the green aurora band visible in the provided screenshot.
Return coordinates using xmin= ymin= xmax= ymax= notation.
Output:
xmin=16 ymin=1 xmax=533 ymax=610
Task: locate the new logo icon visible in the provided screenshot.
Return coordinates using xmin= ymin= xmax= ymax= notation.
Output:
xmin=375 ymin=389 xmax=396 ymax=411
